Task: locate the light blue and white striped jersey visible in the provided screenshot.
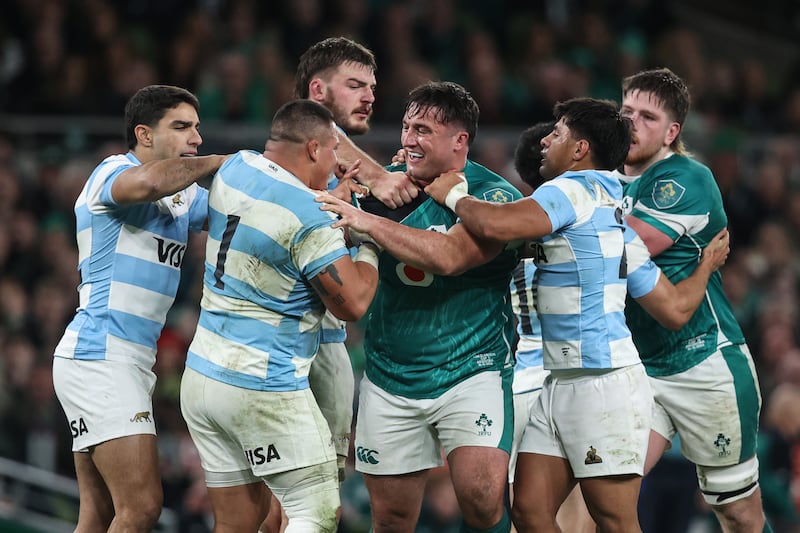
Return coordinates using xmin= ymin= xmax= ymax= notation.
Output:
xmin=186 ymin=150 xmax=350 ymax=392
xmin=54 ymin=153 xmax=208 ymax=369
xmin=530 ymin=169 xmax=640 ymax=370
xmin=510 ymin=258 xmax=546 ymax=394
xmin=510 ymin=229 xmax=660 ymax=386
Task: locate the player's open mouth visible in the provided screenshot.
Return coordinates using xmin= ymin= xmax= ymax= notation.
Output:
xmin=407 ymin=151 xmax=423 ymax=162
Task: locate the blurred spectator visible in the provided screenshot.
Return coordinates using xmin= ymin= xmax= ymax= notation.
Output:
xmin=759 ymin=383 xmax=800 ymax=531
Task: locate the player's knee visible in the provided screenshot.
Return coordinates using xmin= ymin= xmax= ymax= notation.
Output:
xmin=697 ymin=455 xmax=760 ymax=506
xmin=511 ymin=501 xmax=552 ymax=531
xmin=115 ymin=499 xmax=162 ymax=530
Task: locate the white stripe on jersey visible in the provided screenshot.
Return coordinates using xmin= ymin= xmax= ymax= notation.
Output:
xmin=80 ymin=155 xmax=130 ymax=212
xmin=597 ymin=229 xmax=624 ymax=258
xmin=77 ymin=227 xmax=92 ymax=266
xmin=108 ymin=281 xmax=176 ymax=323
xmin=633 ymin=201 xmax=709 ymax=236
xmin=537 ymin=285 xmax=581 ymax=315
xmin=603 ymin=282 xmax=628 ymax=314
xmin=106 ymin=334 xmax=157 ymax=367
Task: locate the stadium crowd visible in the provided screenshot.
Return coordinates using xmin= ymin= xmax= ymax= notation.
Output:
xmin=0 ymin=0 xmax=799 ymax=531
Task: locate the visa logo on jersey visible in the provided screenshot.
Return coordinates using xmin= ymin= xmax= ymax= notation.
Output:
xmin=152 ymin=237 xmax=186 ymax=267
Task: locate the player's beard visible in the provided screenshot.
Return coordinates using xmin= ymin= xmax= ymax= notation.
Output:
xmin=324 ymin=93 xmax=370 ymax=136
xmin=625 ymin=138 xmax=662 ymax=171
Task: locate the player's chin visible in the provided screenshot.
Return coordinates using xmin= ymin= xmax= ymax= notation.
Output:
xmin=347 ymin=120 xmax=370 ymax=135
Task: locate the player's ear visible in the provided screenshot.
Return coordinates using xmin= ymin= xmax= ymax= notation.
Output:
xmin=454 ymin=131 xmax=469 ymax=150
xmin=308 ymin=79 xmax=326 ymax=103
xmin=134 ymin=124 xmax=153 ymax=148
xmin=574 ymin=138 xmax=590 ymax=161
xmin=665 ymin=121 xmax=681 ymax=147
xmin=307 ymin=139 xmax=320 ymax=162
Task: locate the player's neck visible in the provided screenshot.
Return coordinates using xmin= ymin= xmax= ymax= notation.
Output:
xmin=624 ymin=149 xmax=673 ymax=176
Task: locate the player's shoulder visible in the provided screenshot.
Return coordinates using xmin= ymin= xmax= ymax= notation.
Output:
xmin=647 ymin=153 xmax=713 ymax=184
xmin=464 ymin=160 xmax=523 ymax=203
xmin=222 ymin=149 xmax=261 ymax=170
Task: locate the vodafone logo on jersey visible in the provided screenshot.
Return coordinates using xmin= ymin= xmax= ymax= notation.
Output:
xmin=396 ymin=263 xmax=434 ymax=287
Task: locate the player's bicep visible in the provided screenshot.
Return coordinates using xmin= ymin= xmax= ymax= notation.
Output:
xmin=626 ymin=215 xmax=673 ymax=257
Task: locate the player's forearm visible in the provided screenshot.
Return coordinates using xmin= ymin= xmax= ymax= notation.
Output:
xmin=455 ymin=197 xmax=549 ymax=243
xmin=336 ymin=135 xmax=386 ymax=187
xmin=646 ymin=264 xmax=712 ymax=331
xmin=671 ymin=261 xmax=713 ymax=319
xmin=365 ymin=215 xmax=471 ymax=276
xmin=120 ymin=155 xmax=226 ymax=204
xmin=335 ymin=262 xmax=379 ymax=321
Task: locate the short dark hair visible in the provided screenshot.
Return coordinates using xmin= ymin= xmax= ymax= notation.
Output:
xmin=514 ymin=121 xmax=554 ymax=190
xmin=268 ymin=99 xmax=334 ymax=145
xmin=124 ymin=85 xmax=199 ymax=150
xmin=621 ymin=68 xmax=690 ymax=153
xmin=405 ymin=82 xmax=479 ymax=145
xmin=553 ymin=98 xmax=632 ymax=171
xmin=294 ymin=37 xmax=377 ymax=99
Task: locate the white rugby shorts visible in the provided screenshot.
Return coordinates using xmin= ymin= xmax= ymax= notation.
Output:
xmin=53 ymin=357 xmax=157 ymax=452
xmin=519 ymin=364 xmax=652 ymax=478
xmin=180 ymin=367 xmax=336 ymax=487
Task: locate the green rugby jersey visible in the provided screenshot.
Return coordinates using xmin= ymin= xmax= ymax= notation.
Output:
xmin=620 ymin=154 xmax=745 ymax=376
xmin=362 ymin=160 xmax=522 ymax=399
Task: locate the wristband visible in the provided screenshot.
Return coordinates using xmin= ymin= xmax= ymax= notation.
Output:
xmin=444 ymin=180 xmax=469 ymax=212
xmin=354 ymin=242 xmax=380 ymax=270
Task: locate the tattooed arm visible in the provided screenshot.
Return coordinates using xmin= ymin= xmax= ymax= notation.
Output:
xmin=309 ymin=250 xmax=380 ymax=322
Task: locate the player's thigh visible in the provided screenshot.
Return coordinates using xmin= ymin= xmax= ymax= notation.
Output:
xmin=90 ymin=433 xmax=162 ymax=507
xmin=354 ymin=374 xmax=441 ymax=475
xmin=207 ymin=481 xmax=271 ymax=531
xmin=53 ymin=357 xmax=157 ymax=452
xmin=512 ymin=452 xmax=574 ymax=523
xmin=652 ymin=345 xmax=761 ymax=466
xmin=580 ymin=474 xmax=642 ymax=528
xmin=72 ymin=451 xmax=114 ymax=528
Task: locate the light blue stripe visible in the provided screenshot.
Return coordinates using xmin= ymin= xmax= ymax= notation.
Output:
xmin=196 ymin=309 xmax=318 ymax=358
xmin=114 ymin=254 xmax=179 ymax=295
xmin=108 ymin=310 xmax=163 ymax=347
xmin=321 ymin=327 xmax=347 ymax=343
